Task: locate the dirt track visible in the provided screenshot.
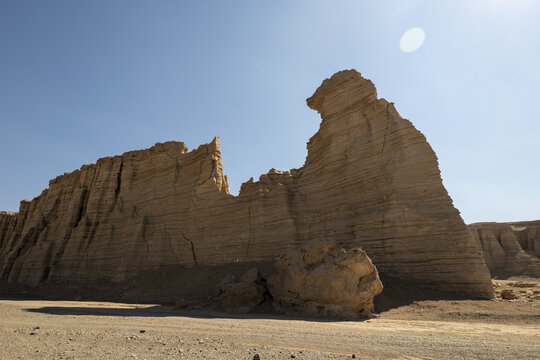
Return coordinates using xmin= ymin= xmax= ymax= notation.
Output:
xmin=1 ymin=294 xmax=539 ymax=360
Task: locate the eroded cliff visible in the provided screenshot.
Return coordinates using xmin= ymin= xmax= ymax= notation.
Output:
xmin=0 ymin=70 xmax=493 ymax=298
xmin=469 ymin=220 xmax=540 ymax=277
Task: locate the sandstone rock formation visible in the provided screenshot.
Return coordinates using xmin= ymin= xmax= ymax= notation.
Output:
xmin=469 ymin=221 xmax=540 ymax=277
xmin=0 ymin=212 xmax=18 ymax=250
xmin=268 ymin=239 xmax=383 ymax=317
xmin=0 ymin=70 xmax=493 ymax=299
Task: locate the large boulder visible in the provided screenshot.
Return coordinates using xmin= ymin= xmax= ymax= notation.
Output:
xmin=268 ymin=239 xmax=383 ymax=318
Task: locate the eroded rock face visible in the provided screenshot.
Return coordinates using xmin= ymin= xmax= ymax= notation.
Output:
xmin=0 ymin=140 xmax=230 ymax=286
xmin=469 ymin=221 xmax=540 ymax=277
xmin=0 ymin=70 xmax=493 ymax=298
xmin=0 ymin=212 xmax=18 ymax=250
xmin=268 ymin=239 xmax=383 ymax=317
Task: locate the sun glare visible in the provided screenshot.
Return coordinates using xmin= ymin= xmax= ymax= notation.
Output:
xmin=399 ymin=27 xmax=425 ymax=53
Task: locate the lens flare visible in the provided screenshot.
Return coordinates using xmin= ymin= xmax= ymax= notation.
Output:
xmin=399 ymin=27 xmax=425 ymax=53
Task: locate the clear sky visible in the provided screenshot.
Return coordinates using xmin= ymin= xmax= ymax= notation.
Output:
xmin=1 ymin=1 xmax=538 ymax=223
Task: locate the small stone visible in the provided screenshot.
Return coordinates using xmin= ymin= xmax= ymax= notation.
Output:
xmin=139 ymin=330 xmax=146 ymax=333
xmin=291 ymin=355 xmax=295 ymax=359
xmin=29 ymin=332 xmax=36 ymax=336
xmin=33 ymin=326 xmax=40 ymax=330
xmin=501 ymin=289 xmax=517 ymax=300
xmin=352 ymin=355 xmax=356 ymax=359
xmin=253 ymin=355 xmax=261 ymax=360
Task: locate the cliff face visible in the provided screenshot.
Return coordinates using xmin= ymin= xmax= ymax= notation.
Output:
xmin=469 ymin=221 xmax=540 ymax=277
xmin=0 ymin=212 xmax=18 ymax=251
xmin=0 ymin=140 xmax=230 ymax=286
xmin=0 ymin=70 xmax=493 ymax=298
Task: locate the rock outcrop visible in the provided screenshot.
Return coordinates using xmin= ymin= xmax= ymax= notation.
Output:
xmin=268 ymin=239 xmax=383 ymax=317
xmin=0 ymin=70 xmax=493 ymax=299
xmin=469 ymin=221 xmax=540 ymax=277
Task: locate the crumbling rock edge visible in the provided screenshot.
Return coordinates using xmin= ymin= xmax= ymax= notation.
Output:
xmin=0 ymin=69 xmax=494 ymax=304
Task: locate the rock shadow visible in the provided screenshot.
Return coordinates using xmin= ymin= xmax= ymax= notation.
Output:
xmin=23 ymin=304 xmax=369 ymax=323
xmin=374 ymin=275 xmax=472 ymax=313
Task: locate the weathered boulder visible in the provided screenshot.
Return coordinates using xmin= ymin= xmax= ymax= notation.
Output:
xmin=268 ymin=239 xmax=383 ymax=318
xmin=0 ymin=70 xmax=493 ymax=299
xmin=469 ymin=220 xmax=540 ymax=277
xmin=500 ymin=289 xmax=517 ymax=300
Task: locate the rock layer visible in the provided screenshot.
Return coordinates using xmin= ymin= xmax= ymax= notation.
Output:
xmin=0 ymin=70 xmax=493 ymax=298
xmin=469 ymin=220 xmax=540 ymax=277
xmin=0 ymin=212 xmax=18 ymax=251
xmin=268 ymin=239 xmax=383 ymax=317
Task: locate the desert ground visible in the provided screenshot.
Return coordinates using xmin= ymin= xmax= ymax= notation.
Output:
xmin=1 ymin=278 xmax=538 ymax=360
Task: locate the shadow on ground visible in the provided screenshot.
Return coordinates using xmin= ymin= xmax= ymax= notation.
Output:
xmin=2 ymin=274 xmax=475 ymax=322
xmin=23 ymin=303 xmax=363 ymax=323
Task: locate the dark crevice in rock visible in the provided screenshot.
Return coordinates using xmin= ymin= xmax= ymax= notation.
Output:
xmin=182 ymin=231 xmax=198 ymax=266
xmin=190 ymin=240 xmax=198 ymax=266
xmin=75 ymin=188 xmax=89 ymax=228
xmin=113 ymin=158 xmax=124 ymax=210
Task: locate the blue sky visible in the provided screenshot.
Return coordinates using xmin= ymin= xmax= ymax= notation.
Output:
xmin=1 ymin=1 xmax=538 ymax=223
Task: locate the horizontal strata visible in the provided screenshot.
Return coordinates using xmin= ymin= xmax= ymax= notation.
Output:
xmin=469 ymin=221 xmax=540 ymax=277
xmin=0 ymin=70 xmax=493 ymax=298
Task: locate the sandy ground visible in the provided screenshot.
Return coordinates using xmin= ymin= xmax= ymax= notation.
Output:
xmin=0 ymin=278 xmax=539 ymax=359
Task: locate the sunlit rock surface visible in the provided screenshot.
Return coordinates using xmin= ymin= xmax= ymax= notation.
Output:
xmin=469 ymin=220 xmax=540 ymax=277
xmin=268 ymin=239 xmax=383 ymax=317
xmin=0 ymin=70 xmax=493 ymax=298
